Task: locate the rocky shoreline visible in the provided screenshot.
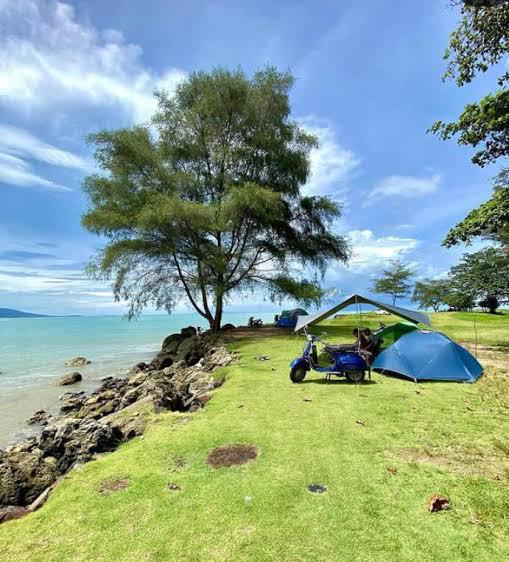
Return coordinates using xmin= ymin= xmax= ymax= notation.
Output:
xmin=0 ymin=327 xmax=234 ymax=524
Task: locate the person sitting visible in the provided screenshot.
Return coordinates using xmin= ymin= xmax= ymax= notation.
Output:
xmin=357 ymin=328 xmax=381 ymax=366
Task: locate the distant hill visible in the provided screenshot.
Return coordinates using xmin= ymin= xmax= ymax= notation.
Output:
xmin=0 ymin=308 xmax=49 ymax=318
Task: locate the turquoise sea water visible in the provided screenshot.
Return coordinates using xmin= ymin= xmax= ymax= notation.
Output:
xmin=0 ymin=312 xmax=275 ymax=447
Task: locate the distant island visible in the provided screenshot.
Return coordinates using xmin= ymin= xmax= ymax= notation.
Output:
xmin=0 ymin=308 xmax=50 ymax=318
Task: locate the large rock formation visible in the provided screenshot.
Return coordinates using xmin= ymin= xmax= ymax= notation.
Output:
xmin=0 ymin=328 xmax=234 ymax=521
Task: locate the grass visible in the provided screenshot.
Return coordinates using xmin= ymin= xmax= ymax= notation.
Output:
xmin=1 ymin=312 xmax=509 ymax=561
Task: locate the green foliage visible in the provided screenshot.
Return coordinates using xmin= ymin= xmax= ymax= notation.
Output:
xmin=444 ymin=169 xmax=509 ymax=247
xmin=442 ymin=287 xmax=477 ymax=311
xmin=445 ymin=2 xmax=509 ymax=88
xmin=370 ymin=259 xmax=414 ymax=306
xmin=412 ymin=279 xmax=450 ymax=312
xmin=431 ymin=1 xmax=509 ymax=167
xmin=430 ymin=90 xmax=509 ymax=167
xmin=449 ymin=247 xmax=509 ymax=311
xmin=82 ymin=67 xmax=349 ymax=330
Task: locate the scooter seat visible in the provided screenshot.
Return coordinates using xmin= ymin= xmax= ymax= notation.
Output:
xmin=325 ymin=344 xmax=358 ymax=355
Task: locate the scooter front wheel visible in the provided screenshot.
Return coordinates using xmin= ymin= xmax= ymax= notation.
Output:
xmin=290 ymin=365 xmax=307 ymax=383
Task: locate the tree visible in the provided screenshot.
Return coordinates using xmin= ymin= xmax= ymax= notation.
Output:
xmin=442 ymin=288 xmax=477 ymax=312
xmin=370 ymin=259 xmax=414 ymax=306
xmin=444 ymin=168 xmax=509 ymax=248
xmin=431 ymin=2 xmax=509 ymax=252
xmin=82 ymin=67 xmax=349 ymax=332
xmin=448 ymin=247 xmax=509 ymax=312
xmin=412 ymin=279 xmax=450 ymax=312
xmin=430 ymin=1 xmax=509 ymax=167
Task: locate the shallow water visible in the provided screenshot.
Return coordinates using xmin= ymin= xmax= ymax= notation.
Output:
xmin=0 ymin=312 xmax=275 ymax=447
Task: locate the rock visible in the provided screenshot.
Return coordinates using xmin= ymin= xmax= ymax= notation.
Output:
xmin=120 ymin=387 xmax=141 ymax=408
xmin=176 ymin=335 xmax=205 ymax=366
xmin=129 ymin=371 xmax=149 ymax=387
xmin=0 ymin=449 xmax=59 ymax=507
xmin=5 ymin=438 xmax=38 ymax=455
xmin=96 ymin=400 xmax=118 ymax=417
xmin=65 ymin=357 xmax=91 ymax=367
xmin=108 ymin=412 xmax=148 ymax=440
xmin=161 ymin=333 xmax=182 ymax=354
xmin=156 ymin=353 xmax=174 ymax=370
xmin=221 ymin=323 xmax=235 ymax=331
xmin=59 ymin=397 xmax=85 ymax=414
xmin=0 ymin=505 xmax=28 ymax=523
xmin=38 ymin=418 xmax=122 ymax=473
xmin=26 ymin=410 xmax=52 ymax=426
xmin=57 ymin=372 xmax=82 ymax=386
xmin=59 ymin=391 xmax=85 ymax=401
xmin=180 ymin=326 xmax=197 ymax=339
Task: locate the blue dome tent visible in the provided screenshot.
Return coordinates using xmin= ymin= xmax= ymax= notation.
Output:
xmin=372 ymin=330 xmax=483 ymax=383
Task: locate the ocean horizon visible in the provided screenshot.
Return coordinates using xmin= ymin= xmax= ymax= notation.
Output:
xmin=0 ymin=311 xmax=276 ymax=447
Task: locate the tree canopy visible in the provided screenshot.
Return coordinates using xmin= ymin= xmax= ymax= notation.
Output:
xmin=430 ymin=1 xmax=509 ymax=166
xmin=82 ymin=67 xmax=349 ymax=331
xmin=370 ymin=259 xmax=414 ymax=306
xmin=412 ymin=279 xmax=450 ymax=312
xmin=448 ymin=247 xmax=509 ymax=312
xmin=444 ymin=169 xmax=509 ymax=247
xmin=431 ymin=1 xmax=509 ymax=250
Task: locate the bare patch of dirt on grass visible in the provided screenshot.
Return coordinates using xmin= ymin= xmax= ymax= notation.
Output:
xmin=207 ymin=443 xmax=258 ymax=468
xmin=393 ymin=445 xmax=509 ymax=480
xmin=97 ymin=478 xmax=130 ymax=495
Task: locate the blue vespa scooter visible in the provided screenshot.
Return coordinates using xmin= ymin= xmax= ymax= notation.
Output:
xmin=289 ymin=331 xmax=369 ymax=383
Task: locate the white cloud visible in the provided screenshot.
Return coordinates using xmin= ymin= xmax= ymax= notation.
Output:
xmin=347 ymin=229 xmax=419 ymax=272
xmin=300 ymin=117 xmax=360 ymax=196
xmin=0 ymin=152 xmax=70 ymax=191
xmin=367 ymin=173 xmax=441 ymax=204
xmin=0 ymin=0 xmax=186 ymax=123
xmin=0 ymin=124 xmax=92 ymax=191
xmin=0 ymin=125 xmax=90 ymax=170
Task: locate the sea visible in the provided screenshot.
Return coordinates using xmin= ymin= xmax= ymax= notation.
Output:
xmin=0 ymin=312 xmax=275 ymax=447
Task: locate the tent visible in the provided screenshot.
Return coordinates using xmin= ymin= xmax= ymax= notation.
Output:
xmin=276 ymin=308 xmax=308 ymax=328
xmin=294 ymin=294 xmax=430 ymax=332
xmin=377 ymin=322 xmax=418 ymax=350
xmin=372 ymin=330 xmax=483 ymax=382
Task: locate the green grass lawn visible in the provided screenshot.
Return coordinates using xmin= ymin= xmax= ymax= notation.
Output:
xmin=1 ymin=312 xmax=509 ymax=561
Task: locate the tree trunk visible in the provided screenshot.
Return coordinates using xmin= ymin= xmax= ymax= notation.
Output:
xmin=211 ymin=283 xmax=224 ymax=333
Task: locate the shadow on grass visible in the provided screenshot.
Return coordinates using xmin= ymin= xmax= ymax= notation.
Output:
xmin=376 ymin=370 xmax=474 ymax=384
xmin=300 ymin=378 xmax=377 ymax=386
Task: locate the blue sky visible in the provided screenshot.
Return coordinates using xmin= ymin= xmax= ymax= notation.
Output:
xmin=0 ymin=0 xmax=500 ymax=315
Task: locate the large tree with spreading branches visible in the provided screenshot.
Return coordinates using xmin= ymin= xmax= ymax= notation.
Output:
xmin=82 ymin=67 xmax=349 ymax=331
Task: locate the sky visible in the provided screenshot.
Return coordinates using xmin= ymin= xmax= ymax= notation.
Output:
xmin=0 ymin=0 xmax=501 ymax=315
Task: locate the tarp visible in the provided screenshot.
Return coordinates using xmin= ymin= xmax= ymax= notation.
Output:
xmin=378 ymin=322 xmax=418 ymax=350
xmin=294 ymin=294 xmax=430 ymax=332
xmin=372 ymin=330 xmax=483 ymax=382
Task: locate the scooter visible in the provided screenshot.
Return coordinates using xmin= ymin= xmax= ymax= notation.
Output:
xmin=289 ymin=332 xmax=370 ymax=383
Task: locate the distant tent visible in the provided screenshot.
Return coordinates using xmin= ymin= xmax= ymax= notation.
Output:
xmin=372 ymin=330 xmax=483 ymax=383
xmin=377 ymin=322 xmax=418 ymax=350
xmin=276 ymin=308 xmax=308 ymax=328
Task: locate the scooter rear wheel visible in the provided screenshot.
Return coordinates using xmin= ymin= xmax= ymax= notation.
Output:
xmin=346 ymin=370 xmax=365 ymax=383
xmin=290 ymin=365 xmax=307 ymax=383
